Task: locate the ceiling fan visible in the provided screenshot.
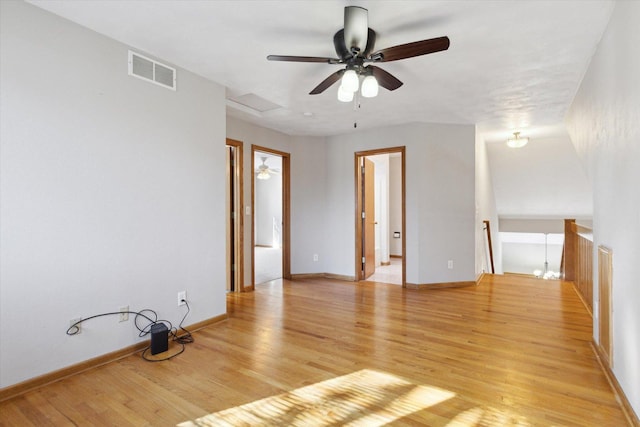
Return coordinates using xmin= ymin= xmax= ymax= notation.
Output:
xmin=267 ymin=6 xmax=450 ymax=101
xmin=255 ymin=156 xmax=280 ymax=180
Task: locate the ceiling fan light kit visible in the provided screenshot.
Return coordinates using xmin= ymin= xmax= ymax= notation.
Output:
xmin=507 ymin=132 xmax=529 ymax=148
xmin=267 ymin=6 xmax=450 ymax=102
xmin=256 ymin=156 xmax=280 ymax=180
xmin=341 ymin=69 xmax=360 ymax=92
xmin=361 ymin=75 xmax=379 ymax=98
xmin=338 ymin=84 xmax=354 ymax=102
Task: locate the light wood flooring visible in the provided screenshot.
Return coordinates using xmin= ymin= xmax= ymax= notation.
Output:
xmin=0 ymin=275 xmax=629 ymax=426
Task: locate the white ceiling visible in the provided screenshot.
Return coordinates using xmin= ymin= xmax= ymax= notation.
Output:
xmin=487 ymin=135 xmax=593 ymax=219
xmin=28 ymin=0 xmax=614 ymax=142
xmin=27 ymin=0 xmax=607 ymax=221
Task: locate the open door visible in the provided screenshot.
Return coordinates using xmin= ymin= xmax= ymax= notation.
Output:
xmin=355 ymin=147 xmax=405 ymax=285
xmin=251 ymin=145 xmax=291 ymax=289
xmin=362 ymin=158 xmax=376 ymax=279
xmin=226 ymin=138 xmax=244 ymax=292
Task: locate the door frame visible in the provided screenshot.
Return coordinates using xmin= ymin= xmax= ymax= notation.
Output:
xmin=226 ymin=138 xmax=245 ymax=292
xmin=354 ymin=146 xmax=406 ymax=286
xmin=598 ymin=245 xmax=613 ymax=367
xmin=251 ymin=145 xmax=291 ymax=289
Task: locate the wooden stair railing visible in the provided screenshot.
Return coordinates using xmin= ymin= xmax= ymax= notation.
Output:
xmin=563 ymin=219 xmax=593 ymax=313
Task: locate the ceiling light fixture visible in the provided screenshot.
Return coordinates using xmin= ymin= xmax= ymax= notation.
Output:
xmin=506 ymin=131 xmax=528 ymax=148
xmin=361 ymin=75 xmax=379 ymax=98
xmin=337 ymin=69 xmax=379 ymax=101
xmin=337 ymin=84 xmax=354 ymax=102
xmin=341 ymin=69 xmax=359 ymax=93
xmin=257 ymin=170 xmax=271 ymax=180
xmin=533 ymin=233 xmax=560 ymax=280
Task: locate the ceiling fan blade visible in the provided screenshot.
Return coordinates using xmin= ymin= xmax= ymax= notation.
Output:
xmin=344 ymin=6 xmax=368 ymax=54
xmin=267 ymin=55 xmax=340 ymax=64
xmin=371 ymin=36 xmax=450 ymax=62
xmin=309 ymin=69 xmax=345 ymax=95
xmin=369 ymin=66 xmax=403 ymax=91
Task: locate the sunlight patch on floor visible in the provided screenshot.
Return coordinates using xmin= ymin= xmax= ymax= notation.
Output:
xmin=444 ymin=406 xmax=533 ymax=427
xmin=178 ymin=369 xmax=455 ymax=426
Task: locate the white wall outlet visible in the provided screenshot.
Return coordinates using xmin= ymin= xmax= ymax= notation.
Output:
xmin=448 ymin=260 xmax=454 ymax=269
xmin=178 ymin=291 xmax=186 ymax=306
xmin=70 ymin=318 xmax=82 ymax=334
xmin=119 ymin=306 xmax=129 ymax=322
xmin=313 ymin=254 xmax=319 ymax=262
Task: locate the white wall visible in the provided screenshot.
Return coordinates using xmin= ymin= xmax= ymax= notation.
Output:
xmin=498 ymin=219 xmax=564 ymax=275
xmin=499 ymin=219 xmax=565 ymax=233
xmin=500 ymin=232 xmax=564 ymax=275
xmin=565 ymin=0 xmax=640 ymax=416
xmin=0 ymin=2 xmax=226 ymax=388
xmin=475 ymin=133 xmax=502 ymax=274
xmin=325 ymin=123 xmax=476 ymax=284
xmin=226 ymin=118 xmax=328 ymax=277
xmin=289 ymin=136 xmax=328 ymax=274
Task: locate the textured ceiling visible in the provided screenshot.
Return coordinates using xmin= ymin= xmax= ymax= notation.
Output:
xmin=28 ymin=0 xmax=614 ymax=142
xmin=486 ymin=134 xmax=593 ymax=219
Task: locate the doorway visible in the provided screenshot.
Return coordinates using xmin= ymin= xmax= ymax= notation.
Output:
xmin=355 ymin=147 xmax=406 ymax=286
xmin=251 ymin=145 xmax=291 ymax=288
xmin=226 ymin=139 xmax=244 ymax=292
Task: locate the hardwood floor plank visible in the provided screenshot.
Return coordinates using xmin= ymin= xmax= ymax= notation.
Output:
xmin=0 ymin=275 xmax=631 ymax=426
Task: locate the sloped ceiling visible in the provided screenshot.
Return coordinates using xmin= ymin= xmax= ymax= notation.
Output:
xmin=487 ymin=134 xmax=593 ymax=219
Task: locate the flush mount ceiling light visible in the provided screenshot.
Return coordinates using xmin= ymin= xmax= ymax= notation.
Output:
xmin=506 ymin=131 xmax=528 ymax=148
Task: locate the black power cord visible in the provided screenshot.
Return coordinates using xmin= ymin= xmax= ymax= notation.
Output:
xmin=66 ymin=301 xmax=194 ymax=362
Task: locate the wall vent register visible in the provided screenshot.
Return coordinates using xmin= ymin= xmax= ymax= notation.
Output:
xmin=128 ymin=50 xmax=176 ymax=90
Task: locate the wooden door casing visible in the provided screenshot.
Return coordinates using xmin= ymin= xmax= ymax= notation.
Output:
xmin=363 ymin=158 xmax=375 ymax=279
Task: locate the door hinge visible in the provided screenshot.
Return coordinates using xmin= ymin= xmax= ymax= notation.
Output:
xmin=362 ymin=257 xmax=366 ymax=264
xmin=231 ymin=264 xmax=235 ymax=272
xmin=361 ymin=166 xmax=365 ymax=174
xmin=362 ymin=211 xmax=365 ymax=219
xmin=231 ymin=211 xmax=235 ymax=220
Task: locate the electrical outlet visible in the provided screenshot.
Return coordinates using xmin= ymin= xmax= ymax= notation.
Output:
xmin=70 ymin=318 xmax=82 ymax=335
xmin=448 ymin=260 xmax=454 ymax=269
xmin=178 ymin=291 xmax=186 ymax=306
xmin=313 ymin=254 xmax=319 ymax=262
xmin=119 ymin=306 xmax=129 ymax=322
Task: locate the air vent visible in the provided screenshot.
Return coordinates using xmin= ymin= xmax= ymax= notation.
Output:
xmin=128 ymin=50 xmax=176 ymax=90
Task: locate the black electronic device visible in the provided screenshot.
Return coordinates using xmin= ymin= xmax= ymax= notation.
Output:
xmin=150 ymin=323 xmax=169 ymax=355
